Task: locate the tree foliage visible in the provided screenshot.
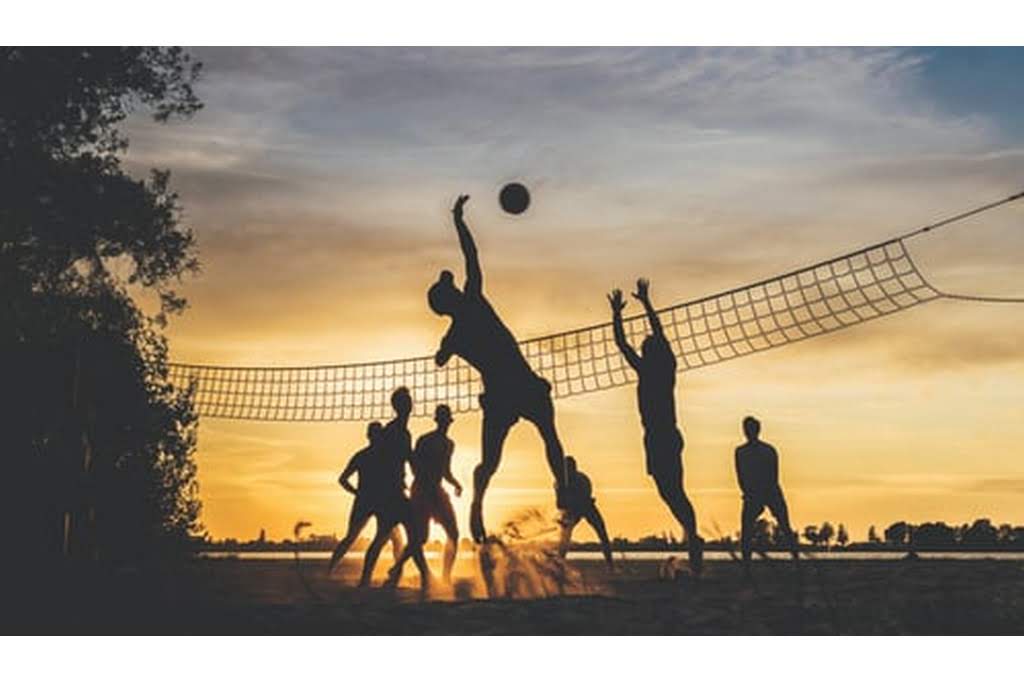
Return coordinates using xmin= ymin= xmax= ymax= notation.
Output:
xmin=884 ymin=522 xmax=911 ymax=548
xmin=1 ymin=47 xmax=203 ymax=563
xmin=818 ymin=521 xmax=835 ymax=549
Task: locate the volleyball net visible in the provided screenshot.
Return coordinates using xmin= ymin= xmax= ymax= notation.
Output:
xmin=168 ymin=237 xmax=944 ymax=422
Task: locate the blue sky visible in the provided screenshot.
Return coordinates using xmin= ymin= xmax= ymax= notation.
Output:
xmin=917 ymin=47 xmax=1024 ymax=137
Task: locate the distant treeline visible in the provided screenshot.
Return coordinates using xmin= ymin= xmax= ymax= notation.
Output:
xmin=690 ymin=518 xmax=1024 ymax=552
xmin=196 ymin=517 xmax=1024 ymax=554
xmin=594 ymin=518 xmax=1024 ymax=552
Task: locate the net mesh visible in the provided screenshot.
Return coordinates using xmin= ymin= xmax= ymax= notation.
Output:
xmin=168 ymin=238 xmax=940 ymax=422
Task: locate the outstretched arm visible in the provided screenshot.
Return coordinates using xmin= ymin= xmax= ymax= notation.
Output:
xmin=608 ymin=289 xmax=641 ymax=370
xmin=452 ymin=195 xmax=482 ymax=295
xmin=632 ymin=278 xmax=665 ymax=340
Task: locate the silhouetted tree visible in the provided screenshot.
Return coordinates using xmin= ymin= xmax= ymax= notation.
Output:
xmin=868 ymin=525 xmax=881 ymax=544
xmin=961 ymin=519 xmax=998 ymax=549
xmin=803 ymin=525 xmax=820 ymax=547
xmin=910 ymin=522 xmax=957 ymax=549
xmin=884 ymin=521 xmax=911 ymax=548
xmin=836 ymin=523 xmax=849 ymax=548
xmin=819 ymin=522 xmax=835 ymax=550
xmin=638 ymin=534 xmax=670 ymax=549
xmin=1 ymin=48 xmax=203 ymax=567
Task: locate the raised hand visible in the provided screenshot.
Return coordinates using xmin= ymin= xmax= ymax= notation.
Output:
xmin=607 ymin=288 xmax=627 ymax=314
xmin=452 ymin=194 xmax=470 ymax=220
xmin=632 ymin=277 xmax=650 ymax=302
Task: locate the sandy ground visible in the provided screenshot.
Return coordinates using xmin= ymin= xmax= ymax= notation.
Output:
xmin=9 ymin=553 xmax=1024 ymax=634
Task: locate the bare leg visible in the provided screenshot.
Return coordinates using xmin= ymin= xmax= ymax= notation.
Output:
xmin=386 ymin=500 xmax=419 ymax=584
xmin=525 ymin=396 xmax=567 ymax=493
xmin=583 ymin=506 xmax=614 ymax=569
xmin=406 ymin=541 xmax=431 ymax=591
xmin=437 ymin=496 xmax=460 ymax=584
xmin=386 ymin=500 xmax=433 ymax=590
xmin=328 ymin=501 xmax=372 ymax=574
xmin=653 ymin=472 xmax=704 ymax=574
xmin=390 ymin=526 xmax=405 ymax=563
xmin=654 ymin=473 xmax=699 ymax=541
xmin=558 ymin=514 xmax=578 ymax=558
xmin=360 ymin=519 xmax=394 ymax=587
xmin=471 ymin=411 xmax=513 ymax=543
xmin=740 ymin=499 xmax=761 ymax=566
xmin=386 ymin=526 xmax=407 ymax=585
xmin=389 ymin=541 xmax=432 ymax=590
xmin=768 ymin=494 xmax=798 ymax=560
xmin=401 ymin=501 xmax=432 ymax=590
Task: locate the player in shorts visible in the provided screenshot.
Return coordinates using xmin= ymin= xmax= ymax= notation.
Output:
xmin=557 ymin=456 xmax=613 ymax=569
xmin=609 ymin=278 xmax=705 ymax=574
xmin=359 ymin=388 xmax=432 ymax=589
xmin=386 ymin=404 xmax=463 ymax=585
xmin=427 ymin=195 xmax=569 ymax=542
xmin=326 ymin=421 xmax=403 ymax=576
xmin=735 ymin=415 xmax=798 ymax=566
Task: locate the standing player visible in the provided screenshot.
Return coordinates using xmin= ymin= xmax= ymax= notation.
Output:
xmin=427 ymin=194 xmax=568 ymax=542
xmin=609 ymin=278 xmax=705 ymax=573
xmin=735 ymin=416 xmax=798 ymax=566
xmin=359 ymin=387 xmax=432 ymax=589
xmin=386 ymin=404 xmax=463 ymax=585
xmin=326 ymin=421 xmax=403 ymax=575
xmin=557 ymin=456 xmax=613 ymax=570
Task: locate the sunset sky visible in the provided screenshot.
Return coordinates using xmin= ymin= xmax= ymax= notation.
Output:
xmin=124 ymin=47 xmax=1024 ymax=543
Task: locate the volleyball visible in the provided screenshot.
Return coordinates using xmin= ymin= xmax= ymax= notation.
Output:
xmin=499 ymin=182 xmax=530 ymax=215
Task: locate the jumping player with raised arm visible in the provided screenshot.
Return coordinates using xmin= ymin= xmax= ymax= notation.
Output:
xmin=609 ymin=278 xmax=705 ymax=574
xmin=428 ymin=194 xmax=568 ymax=543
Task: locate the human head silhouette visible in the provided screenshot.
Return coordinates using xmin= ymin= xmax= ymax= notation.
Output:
xmin=428 ymin=270 xmax=461 ymax=315
xmin=367 ymin=421 xmax=383 ymax=444
xmin=391 ymin=386 xmax=412 ymax=418
xmin=434 ymin=403 xmax=453 ymax=429
xmin=743 ymin=416 xmax=761 ymax=441
xmin=640 ymin=335 xmax=659 ymax=358
xmin=566 ymin=456 xmax=578 ymax=475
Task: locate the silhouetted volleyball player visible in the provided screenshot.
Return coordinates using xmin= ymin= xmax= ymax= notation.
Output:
xmin=359 ymin=387 xmax=432 ymax=589
xmin=735 ymin=416 xmax=797 ymax=565
xmin=327 ymin=421 xmax=404 ymax=574
xmin=428 ymin=194 xmax=568 ymax=542
xmin=386 ymin=404 xmax=463 ymax=585
xmin=609 ymin=279 xmax=705 ymax=573
xmin=557 ymin=456 xmax=613 ymax=569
